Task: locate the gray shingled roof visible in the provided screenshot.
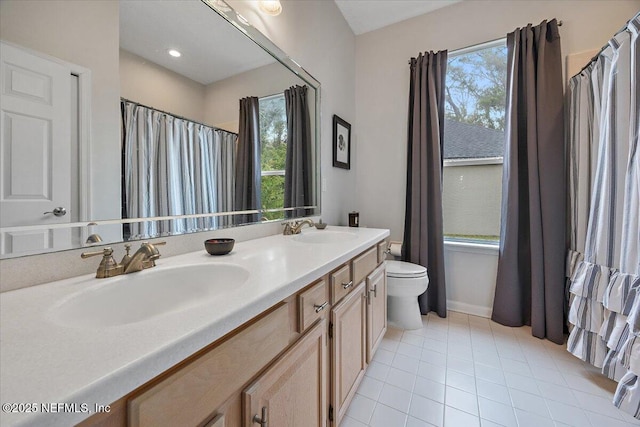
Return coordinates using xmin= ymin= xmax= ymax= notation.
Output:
xmin=444 ymin=119 xmax=505 ymax=159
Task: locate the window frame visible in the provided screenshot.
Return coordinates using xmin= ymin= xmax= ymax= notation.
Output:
xmin=442 ymin=38 xmax=507 ymax=246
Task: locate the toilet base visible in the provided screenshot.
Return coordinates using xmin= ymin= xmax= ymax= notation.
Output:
xmin=387 ymin=295 xmax=424 ymax=330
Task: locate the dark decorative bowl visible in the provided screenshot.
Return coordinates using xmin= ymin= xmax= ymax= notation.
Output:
xmin=204 ymin=238 xmax=235 ymax=255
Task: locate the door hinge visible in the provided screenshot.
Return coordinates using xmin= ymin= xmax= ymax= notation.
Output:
xmin=329 ymin=322 xmax=333 ymax=339
xmin=329 ymin=404 xmax=334 ymax=422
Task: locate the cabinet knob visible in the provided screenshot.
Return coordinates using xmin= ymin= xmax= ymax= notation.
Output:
xmin=314 ymin=301 xmax=328 ymax=313
xmin=342 ymin=280 xmax=354 ymax=289
xmin=253 ymin=406 xmax=268 ymax=427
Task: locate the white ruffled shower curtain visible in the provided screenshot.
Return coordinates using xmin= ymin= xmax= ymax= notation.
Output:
xmin=566 ymin=13 xmax=640 ymax=419
xmin=122 ymin=100 xmax=237 ymax=239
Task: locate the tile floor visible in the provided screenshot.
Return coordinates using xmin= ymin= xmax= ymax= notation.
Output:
xmin=342 ymin=311 xmax=640 ymax=427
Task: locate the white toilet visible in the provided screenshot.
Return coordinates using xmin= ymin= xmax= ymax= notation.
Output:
xmin=386 ymin=260 xmax=429 ymax=330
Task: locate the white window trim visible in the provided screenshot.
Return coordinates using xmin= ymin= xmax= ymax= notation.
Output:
xmin=261 ymin=169 xmax=285 ymax=176
xmin=444 ymin=157 xmax=503 ymax=167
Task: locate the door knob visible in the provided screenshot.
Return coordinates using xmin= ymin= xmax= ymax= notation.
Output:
xmin=44 ymin=207 xmax=67 ymax=217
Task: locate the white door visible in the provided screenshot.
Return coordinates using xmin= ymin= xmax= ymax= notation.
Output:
xmin=0 ymin=41 xmax=72 ymax=255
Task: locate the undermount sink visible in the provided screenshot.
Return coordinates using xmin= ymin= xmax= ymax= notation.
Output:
xmin=51 ymin=264 xmax=249 ymax=328
xmin=293 ymin=230 xmax=358 ymax=244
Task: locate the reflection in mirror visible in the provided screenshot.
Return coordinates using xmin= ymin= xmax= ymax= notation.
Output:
xmin=0 ymin=0 xmax=320 ymax=259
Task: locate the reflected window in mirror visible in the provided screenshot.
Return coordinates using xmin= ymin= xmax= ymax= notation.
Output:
xmin=260 ymin=94 xmax=287 ymax=221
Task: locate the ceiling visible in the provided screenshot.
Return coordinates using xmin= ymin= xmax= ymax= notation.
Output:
xmin=334 ymin=0 xmax=462 ymax=35
xmin=120 ymin=0 xmax=274 ymax=85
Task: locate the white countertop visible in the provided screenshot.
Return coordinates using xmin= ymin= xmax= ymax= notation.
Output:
xmin=0 ymin=226 xmax=389 ymax=427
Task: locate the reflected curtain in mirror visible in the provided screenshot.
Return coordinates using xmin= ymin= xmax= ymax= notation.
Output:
xmin=121 ymin=100 xmax=237 ymax=239
xmin=284 ymin=85 xmax=312 ymax=218
xmin=234 ymin=96 xmax=261 ymax=224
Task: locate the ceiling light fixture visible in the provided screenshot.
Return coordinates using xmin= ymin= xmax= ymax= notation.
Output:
xmin=168 ymin=49 xmax=182 ymax=58
xmin=258 ymin=0 xmax=282 ymax=16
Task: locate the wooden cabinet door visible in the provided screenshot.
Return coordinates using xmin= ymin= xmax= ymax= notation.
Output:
xmin=243 ymin=320 xmax=327 ymax=427
xmin=366 ymin=265 xmax=387 ymax=363
xmin=330 ymin=281 xmax=367 ymax=426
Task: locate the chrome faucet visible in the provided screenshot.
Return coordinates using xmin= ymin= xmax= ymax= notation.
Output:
xmin=81 ymin=241 xmax=166 ymax=278
xmin=283 ymin=218 xmax=315 ymax=235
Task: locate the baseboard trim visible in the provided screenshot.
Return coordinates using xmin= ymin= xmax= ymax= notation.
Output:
xmin=447 ymin=300 xmax=492 ymax=318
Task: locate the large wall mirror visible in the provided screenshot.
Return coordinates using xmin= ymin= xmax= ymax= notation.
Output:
xmin=0 ymin=0 xmax=320 ymax=259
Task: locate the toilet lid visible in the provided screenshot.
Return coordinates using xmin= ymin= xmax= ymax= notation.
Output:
xmin=386 ymin=260 xmax=427 ymax=278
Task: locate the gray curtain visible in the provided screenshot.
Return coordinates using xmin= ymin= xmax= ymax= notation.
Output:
xmin=234 ymin=96 xmax=261 ymax=224
xmin=402 ymin=51 xmax=448 ymax=318
xmin=121 ymin=100 xmax=237 ymax=238
xmin=491 ymin=19 xmax=566 ymax=344
xmin=284 ymin=85 xmax=312 ymax=218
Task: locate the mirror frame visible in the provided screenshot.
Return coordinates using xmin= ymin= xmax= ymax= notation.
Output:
xmin=0 ymin=0 xmax=321 ymax=259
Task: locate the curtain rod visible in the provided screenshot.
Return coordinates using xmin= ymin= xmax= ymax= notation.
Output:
xmin=574 ymin=12 xmax=639 ymax=78
xmin=407 ymin=19 xmax=563 ymax=65
xmin=120 ymin=97 xmax=238 ymax=136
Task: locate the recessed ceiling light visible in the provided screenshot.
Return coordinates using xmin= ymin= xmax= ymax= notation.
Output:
xmin=168 ymin=49 xmax=182 ymax=58
xmin=259 ymin=0 xmax=282 ymax=16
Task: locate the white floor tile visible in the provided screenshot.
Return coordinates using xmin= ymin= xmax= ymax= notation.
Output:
xmin=418 ymin=361 xmax=447 ymax=384
xmin=409 ymin=394 xmax=444 ymax=427
xmin=447 ymin=356 xmax=475 ymax=376
xmin=476 ymin=379 xmax=511 ymax=405
xmin=444 ymin=405 xmax=480 ymax=427
xmin=397 ymin=342 xmax=424 ymax=360
xmin=345 ymin=394 xmax=376 ymax=424
xmin=372 ymin=348 xmax=395 ymax=366
xmin=478 ymin=397 xmax=517 ymax=427
xmin=445 ymin=386 xmax=478 ymax=416
xmin=369 ymin=403 xmax=408 ymax=427
xmin=536 ymin=380 xmax=579 ymax=407
xmin=357 ymin=375 xmax=384 ymax=401
xmin=546 ymin=400 xmax=591 ymax=427
xmin=422 ymin=349 xmax=447 ymax=366
xmin=339 ymin=415 xmax=368 ymax=427
xmin=386 ymin=366 xmax=417 ymax=392
xmin=584 ymin=410 xmax=640 ymax=427
xmin=378 ymin=383 xmax=412 ymax=413
xmin=474 ymin=364 xmax=506 ymax=385
xmin=446 ymin=369 xmax=476 ymax=394
xmin=393 ymin=353 xmax=421 ymax=374
xmin=406 ymin=415 xmax=437 ymax=427
xmin=351 ymin=312 xmax=633 ymax=427
xmin=365 ymin=360 xmax=391 ymax=382
xmin=509 ymin=388 xmax=550 ymax=418
xmin=514 ymin=408 xmax=555 ymax=427
xmin=423 ymin=337 xmax=448 ymax=354
xmin=414 ymin=376 xmax=446 ymax=403
xmin=504 ymin=371 xmax=540 ymax=395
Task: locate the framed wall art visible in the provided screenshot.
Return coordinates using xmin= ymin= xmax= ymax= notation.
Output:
xmin=332 ymin=115 xmax=351 ymax=169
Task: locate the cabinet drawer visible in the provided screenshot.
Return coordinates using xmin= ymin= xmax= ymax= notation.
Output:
xmin=128 ymin=302 xmax=292 ymax=427
xmin=352 ymin=247 xmax=377 ymax=286
xmin=298 ymin=279 xmax=328 ymax=332
xmin=330 ymin=263 xmax=353 ymax=304
xmin=377 ymin=240 xmax=388 ymax=264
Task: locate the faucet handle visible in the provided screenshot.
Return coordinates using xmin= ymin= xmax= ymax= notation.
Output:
xmin=81 ymin=247 xmax=123 ymax=278
xmin=81 ymin=247 xmax=113 ymax=259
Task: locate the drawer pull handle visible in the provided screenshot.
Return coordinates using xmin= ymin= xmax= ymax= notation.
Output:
xmin=342 ymin=280 xmax=354 ymax=289
xmin=314 ymin=301 xmax=328 ymax=313
xmin=253 ymin=406 xmax=268 ymax=427
xmin=370 ymin=284 xmax=377 ymax=298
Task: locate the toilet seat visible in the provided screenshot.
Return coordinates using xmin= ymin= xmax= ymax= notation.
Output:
xmin=386 ymin=260 xmax=427 ymax=278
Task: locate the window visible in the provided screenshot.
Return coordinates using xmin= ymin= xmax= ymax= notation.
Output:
xmin=443 ymin=40 xmax=507 ymax=243
xmin=259 ymin=94 xmax=287 ymax=220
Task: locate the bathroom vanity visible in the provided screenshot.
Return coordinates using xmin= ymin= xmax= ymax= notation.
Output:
xmin=0 ymin=227 xmax=389 ymax=427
